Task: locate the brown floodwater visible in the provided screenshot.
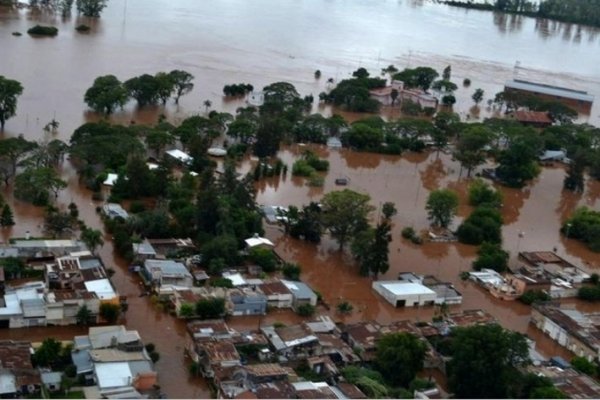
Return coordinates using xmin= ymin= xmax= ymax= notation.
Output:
xmin=1 ymin=0 xmax=600 ymax=396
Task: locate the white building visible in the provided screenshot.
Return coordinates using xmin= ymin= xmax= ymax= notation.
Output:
xmin=166 ymin=149 xmax=193 ymax=165
xmin=372 ymin=281 xmax=437 ymax=307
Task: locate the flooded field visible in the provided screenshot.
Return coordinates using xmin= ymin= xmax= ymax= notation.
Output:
xmin=1 ymin=0 xmax=600 ymax=396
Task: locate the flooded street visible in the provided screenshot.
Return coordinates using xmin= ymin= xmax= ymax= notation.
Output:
xmin=1 ymin=0 xmax=600 ymax=396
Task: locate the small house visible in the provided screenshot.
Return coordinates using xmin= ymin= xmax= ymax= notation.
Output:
xmin=258 ymin=281 xmax=293 ymax=309
xmin=281 ymin=280 xmax=317 ymax=309
xmin=102 ymin=203 xmax=129 ymax=220
xmin=166 ymin=149 xmax=193 ymax=165
xmin=142 ymin=259 xmax=193 ymax=293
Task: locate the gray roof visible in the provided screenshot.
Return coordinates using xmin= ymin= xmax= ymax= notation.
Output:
xmin=41 ymin=372 xmax=62 ymax=385
xmin=71 ymin=349 xmax=93 ymax=374
xmin=102 ymin=203 xmax=129 ymax=219
xmin=281 ymin=280 xmax=316 ymax=300
xmin=144 ymin=259 xmax=191 ymax=278
xmin=0 ymin=248 xmax=18 ymax=258
xmin=21 ymin=298 xmax=46 ymax=318
xmin=127 ymin=360 xmax=154 ymax=377
xmin=505 ymin=79 xmax=595 ymax=103
xmin=79 ymin=258 xmax=103 ymax=270
xmin=74 ymin=335 xmax=92 ymax=350
xmin=133 ymin=240 xmax=156 ymax=256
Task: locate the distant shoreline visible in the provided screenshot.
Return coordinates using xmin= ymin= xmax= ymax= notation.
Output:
xmin=440 ymin=1 xmax=600 ymax=30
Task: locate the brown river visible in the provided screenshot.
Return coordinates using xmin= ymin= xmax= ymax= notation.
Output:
xmin=1 ymin=0 xmax=600 ymax=397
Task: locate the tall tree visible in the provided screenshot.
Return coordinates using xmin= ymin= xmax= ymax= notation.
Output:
xmin=448 ymin=324 xmax=530 ymax=399
xmin=0 ymin=76 xmax=24 ymax=130
xmin=0 ymin=204 xmax=14 ymax=227
xmin=154 ymin=72 xmax=175 ymax=105
xmin=84 ymin=75 xmax=128 ymax=115
xmin=496 ymin=132 xmax=543 ymax=188
xmin=472 ymin=88 xmax=485 ymax=105
xmin=321 ymin=189 xmax=374 ymax=250
xmin=99 ymin=303 xmax=121 ymax=324
xmin=426 ymin=189 xmax=459 ymax=228
xmin=0 ymin=135 xmax=38 ymax=177
xmin=76 ymin=0 xmax=108 ymax=17
xmin=351 ymin=220 xmax=391 ymax=277
xmin=125 ymin=74 xmax=160 ymax=106
xmin=168 ymin=70 xmax=194 ymax=104
xmin=374 ymin=333 xmax=427 ymax=387
xmin=453 ymin=125 xmax=492 ymax=177
xmin=81 ymin=227 xmax=104 ymax=254
xmin=14 ymin=167 xmax=66 ymax=206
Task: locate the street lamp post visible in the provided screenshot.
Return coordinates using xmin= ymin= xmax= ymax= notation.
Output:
xmin=516 ymin=231 xmax=525 ymax=256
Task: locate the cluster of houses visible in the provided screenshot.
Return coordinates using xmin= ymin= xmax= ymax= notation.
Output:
xmin=0 ymin=240 xmax=122 ymax=329
xmin=0 ymin=325 xmax=158 ymax=399
xmin=468 ymin=251 xmax=590 ymax=301
xmin=369 ymin=80 xmax=438 ymax=109
xmin=184 ymin=309 xmax=505 ymax=399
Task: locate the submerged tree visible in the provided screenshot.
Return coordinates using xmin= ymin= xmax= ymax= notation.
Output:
xmin=0 ymin=76 xmax=24 ymax=130
xmin=426 ymin=189 xmax=459 ymax=228
xmin=169 ymin=70 xmax=194 ymax=104
xmin=0 ymin=204 xmax=15 ymax=227
xmin=84 ymin=75 xmax=128 ymax=115
xmin=321 ymin=189 xmax=373 ymax=250
xmin=76 ymin=0 xmax=108 ymax=17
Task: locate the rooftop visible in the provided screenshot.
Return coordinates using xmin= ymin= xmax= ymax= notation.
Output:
xmin=200 ymin=341 xmax=240 ymax=364
xmin=372 ymin=280 xmax=436 ymax=296
xmin=505 ymin=79 xmax=595 ymax=103
xmin=259 ymin=281 xmax=292 ymax=296
xmin=166 ymin=149 xmax=193 ymax=163
xmin=88 ymin=326 xmax=141 ymax=349
xmin=244 ymin=363 xmax=289 ymax=377
xmin=95 ymin=362 xmax=132 ymax=389
xmin=245 ymin=236 xmax=274 ymax=248
xmin=0 ymin=341 xmax=33 ymax=370
xmin=534 ymin=303 xmax=600 ymax=353
xmin=447 ymin=309 xmax=496 ymax=327
xmin=513 ymin=110 xmax=553 ymax=124
xmin=84 ymin=278 xmax=117 ymax=300
xmin=144 ymin=259 xmax=191 ymax=278
xmin=281 ymin=280 xmax=316 ymax=300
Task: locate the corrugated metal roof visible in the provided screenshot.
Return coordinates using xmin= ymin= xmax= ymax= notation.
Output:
xmin=505 ymin=79 xmax=595 ymax=102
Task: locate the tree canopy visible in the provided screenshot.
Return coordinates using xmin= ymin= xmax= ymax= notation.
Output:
xmin=0 ymin=76 xmax=24 ymax=130
xmin=426 ymin=189 xmax=459 ymax=228
xmin=374 ymin=333 xmax=427 ymax=387
xmin=321 ymin=189 xmax=374 ymax=250
xmin=84 ymin=75 xmax=128 ymax=115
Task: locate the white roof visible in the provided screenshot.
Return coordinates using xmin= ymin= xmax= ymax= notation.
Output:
xmin=222 ymin=272 xmax=246 ymax=287
xmin=166 ymin=149 xmax=193 ymax=163
xmin=0 ymin=293 xmax=21 ymax=316
xmin=469 ymin=269 xmax=505 ymax=286
xmin=539 ymin=150 xmax=566 ymax=161
xmin=208 ymin=147 xmax=227 ymax=157
xmin=505 ymin=79 xmax=594 ymax=103
xmin=245 ymin=237 xmax=274 ymax=248
xmin=146 ymin=162 xmax=159 ymax=170
xmin=0 ymin=372 xmax=16 ymax=395
xmin=103 ymin=173 xmax=119 ymax=186
xmin=374 ymin=281 xmax=436 ymax=296
xmin=84 ymin=279 xmax=117 ymax=300
xmin=95 ymin=362 xmax=132 ymax=389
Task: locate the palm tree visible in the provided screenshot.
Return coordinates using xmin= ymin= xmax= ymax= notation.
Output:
xmin=203 ymin=100 xmax=212 ymax=114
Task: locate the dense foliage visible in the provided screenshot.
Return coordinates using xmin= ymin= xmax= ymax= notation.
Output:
xmin=457 ymin=206 xmax=503 ymax=245
xmin=562 ymin=207 xmax=600 ymax=252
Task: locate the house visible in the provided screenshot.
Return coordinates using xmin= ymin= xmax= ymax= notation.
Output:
xmin=336 ymin=382 xmax=367 ymax=399
xmin=400 ymin=88 xmax=438 ymax=109
xmin=45 ymin=290 xmax=100 ymax=326
xmin=103 ymin=173 xmax=119 ymax=187
xmin=447 ymin=309 xmax=497 ymax=328
xmin=102 ymin=203 xmax=129 ymax=220
xmin=228 ymin=288 xmax=267 ymax=316
xmin=0 ymin=282 xmax=46 ymax=328
xmin=469 ymin=269 xmax=521 ymax=300
xmin=504 ymin=79 xmax=594 ymax=113
xmin=132 ymin=240 xmax=157 ymax=262
xmin=281 ymin=280 xmax=317 ymax=310
xmin=40 ymin=371 xmax=62 ymax=392
xmin=197 ymin=341 xmax=241 ymax=378
xmin=531 ymin=303 xmax=600 ymax=362
xmin=528 ymin=363 xmax=600 ymax=398
xmin=513 ymin=110 xmax=553 ymax=128
xmin=0 ymin=341 xmax=41 ymax=397
xmin=261 ymin=324 xmax=318 ymax=359
xmin=166 ymin=149 xmax=193 ymax=165
xmin=315 ymin=333 xmax=360 ymax=365
xmin=12 ymin=240 xmax=86 ymax=259
xmin=245 ymin=235 xmax=275 ymax=250
xmin=142 ymin=259 xmax=193 ymax=293
xmin=84 ymin=278 xmax=118 ymax=301
xmin=510 ymin=251 xmax=590 ymax=298
xmin=259 ymin=281 xmax=293 ymax=309
xmin=223 ymin=272 xmax=247 ymax=287
xmin=186 ymin=320 xmax=239 ymax=361
xmin=372 ymin=280 xmax=437 ymax=307
xmin=539 ymin=150 xmax=569 ymax=163
xmin=247 ymin=91 xmax=264 ymax=107
xmin=146 ymin=238 xmax=196 ymax=257
xmin=368 ymin=80 xmax=403 ymax=106
xmin=71 ymin=326 xmax=156 ymax=396
xmin=292 ymin=381 xmax=341 ymax=399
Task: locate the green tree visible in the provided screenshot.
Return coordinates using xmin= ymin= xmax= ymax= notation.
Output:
xmin=468 ymin=178 xmax=503 ymax=208
xmin=453 ymin=125 xmax=492 ymax=177
xmin=442 ymin=65 xmax=452 ymax=80
xmin=374 ymin=333 xmax=427 ymax=387
xmin=351 ymin=221 xmax=391 ymax=278
xmin=0 ymin=204 xmax=14 ymax=227
xmin=426 ymin=189 xmax=459 ymax=228
xmin=154 ymin=72 xmax=175 ymax=105
xmin=530 ymin=386 xmax=567 ymax=399
xmin=145 ymin=129 xmax=174 ymax=157
xmin=381 ymin=202 xmax=397 ymax=220
xmin=0 ymin=76 xmax=24 ymax=130
xmin=282 ymin=262 xmax=301 ymax=280
xmin=195 ymin=298 xmax=225 ymax=319
xmin=76 ymin=305 xmax=93 ymax=325
xmin=125 ymin=74 xmax=160 ymax=106
xmin=76 ymin=0 xmax=108 ymax=17
xmin=496 ymin=133 xmax=543 ymax=188
xmin=448 ymin=324 xmax=529 ymax=399
xmin=393 ymin=67 xmax=439 ymax=91
xmin=321 ymin=189 xmax=374 ymax=250
xmin=571 ymin=356 xmax=598 ymax=376
xmin=169 ymin=70 xmax=194 ymax=104
xmin=33 ymin=338 xmax=63 ymax=368
xmin=296 ymin=303 xmax=315 ymax=317
xmin=84 ymin=75 xmax=128 ymax=115
xmin=472 ymin=242 xmax=509 ymax=272
xmin=14 ymin=167 xmax=67 ymax=206
xmin=0 ymin=135 xmax=38 ymax=177
xmin=99 ymin=303 xmax=121 ymax=324
xmin=81 ymin=227 xmax=104 ymax=254
xmin=179 ymin=303 xmax=195 ymax=318
xmin=472 ymin=88 xmax=485 ymax=105
xmin=390 ymin=88 xmax=399 ymax=106
xmin=457 ymin=206 xmax=503 ymax=245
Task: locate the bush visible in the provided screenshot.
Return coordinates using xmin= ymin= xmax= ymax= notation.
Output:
xmin=457 ymin=206 xmax=503 ymax=245
xmin=145 ymin=343 xmax=155 ymax=353
xmin=563 ymin=207 xmax=600 ymax=253
xmin=337 ymin=301 xmax=353 ymax=314
xmin=463 ymin=78 xmax=471 ymax=87
xmin=149 ymin=351 xmax=160 ymax=363
xmin=401 ymin=226 xmax=416 ymax=239
xmin=210 ymin=277 xmax=234 ymax=288
xmin=296 ymin=303 xmax=315 ymax=317
xmin=472 ymin=242 xmax=509 ymax=273
xmin=282 ymin=262 xmax=301 ymax=280
xmin=308 ymin=175 xmax=324 ymax=187
xmin=519 ymin=290 xmax=551 ymax=305
xmin=578 ymin=286 xmax=600 ymax=301
xmin=571 ymin=356 xmax=598 ymax=376
xmin=75 ymin=24 xmax=91 ymax=32
xmin=27 ymin=25 xmax=58 ymax=36
xmin=292 ymin=160 xmax=316 ymax=177
xmin=129 ymin=201 xmax=146 ymax=214
xmin=249 ymin=247 xmax=277 ymax=272
xmin=468 ymin=179 xmax=502 ymax=208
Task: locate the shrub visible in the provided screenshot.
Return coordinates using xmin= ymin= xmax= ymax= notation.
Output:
xmin=75 ymin=24 xmax=91 ymax=32
xmin=282 ymin=262 xmax=301 ymax=280
xmin=292 ymin=160 xmax=316 ymax=177
xmin=337 ymin=301 xmax=353 ymax=314
xmin=463 ymin=78 xmax=471 ymax=87
xmin=249 ymin=248 xmax=277 ymax=272
xmin=401 ymin=226 xmax=416 ymax=239
xmin=468 ymin=179 xmax=502 ymax=208
xmin=308 ymin=175 xmax=324 ymax=187
xmin=472 ymin=242 xmax=509 ymax=273
xmin=578 ymin=286 xmax=600 ymax=301
xmin=519 ymin=290 xmax=551 ymax=305
xmin=296 ymin=303 xmax=315 ymax=317
xmin=27 ymin=25 xmax=58 ymax=36
xmin=210 ymin=277 xmax=234 ymax=288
